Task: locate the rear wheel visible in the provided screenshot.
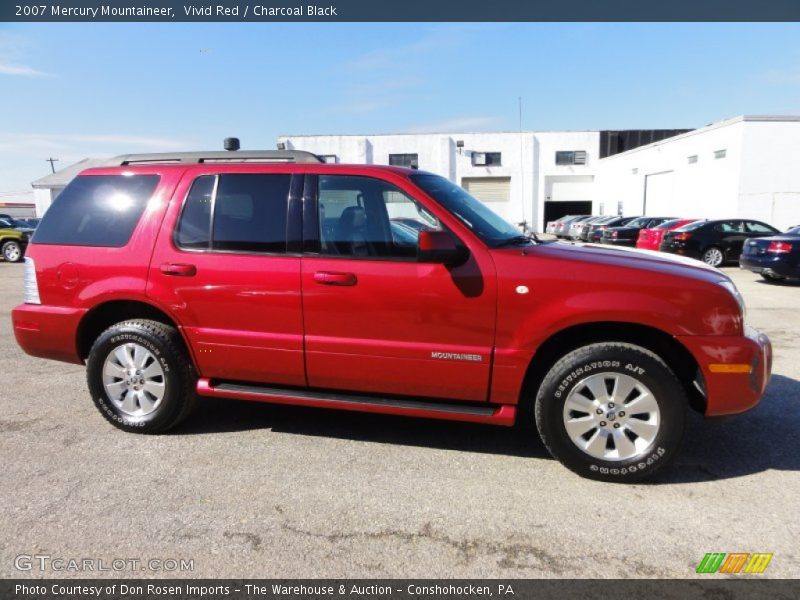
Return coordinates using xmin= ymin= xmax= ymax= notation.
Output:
xmin=701 ymin=246 xmax=724 ymax=267
xmin=2 ymin=240 xmax=22 ymax=262
xmin=86 ymin=319 xmax=197 ymax=433
xmin=534 ymin=342 xmax=687 ymax=482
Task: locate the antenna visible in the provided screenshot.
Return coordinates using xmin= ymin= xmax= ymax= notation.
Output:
xmin=518 ymin=97 xmax=527 ymax=232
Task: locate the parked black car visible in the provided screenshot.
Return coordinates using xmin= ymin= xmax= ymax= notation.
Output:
xmin=601 ymin=216 xmax=675 ymax=247
xmin=660 ymin=219 xmax=781 ymax=267
xmin=739 ymin=225 xmax=800 ymax=282
xmin=585 ymin=216 xmax=638 ymax=242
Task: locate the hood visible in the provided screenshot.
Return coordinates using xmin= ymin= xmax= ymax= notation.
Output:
xmin=518 ymin=240 xmax=725 ymax=282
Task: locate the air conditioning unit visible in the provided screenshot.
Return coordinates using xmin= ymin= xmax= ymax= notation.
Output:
xmin=471 ymin=152 xmax=487 ymax=166
xmin=573 ymin=151 xmax=587 ymax=165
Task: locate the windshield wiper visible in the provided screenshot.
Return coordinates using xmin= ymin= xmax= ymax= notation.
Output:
xmin=493 ymin=235 xmax=532 ymax=248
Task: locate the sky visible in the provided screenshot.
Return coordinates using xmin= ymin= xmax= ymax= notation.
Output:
xmin=1 ymin=22 xmax=800 ymax=198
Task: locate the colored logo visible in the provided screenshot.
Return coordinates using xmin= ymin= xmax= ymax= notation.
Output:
xmin=696 ymin=552 xmax=773 ymax=574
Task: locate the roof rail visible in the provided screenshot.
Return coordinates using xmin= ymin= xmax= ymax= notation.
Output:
xmin=107 ymin=150 xmax=324 ymax=166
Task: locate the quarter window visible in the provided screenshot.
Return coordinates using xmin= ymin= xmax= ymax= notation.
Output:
xmin=317 ymin=175 xmax=439 ymax=259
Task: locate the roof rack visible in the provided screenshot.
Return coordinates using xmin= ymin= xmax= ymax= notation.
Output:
xmin=107 ymin=150 xmax=324 ymax=166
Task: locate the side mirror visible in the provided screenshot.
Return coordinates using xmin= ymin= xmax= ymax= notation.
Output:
xmin=417 ymin=230 xmax=468 ymax=266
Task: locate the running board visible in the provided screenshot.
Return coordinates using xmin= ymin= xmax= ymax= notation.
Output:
xmin=196 ymin=379 xmax=516 ymax=426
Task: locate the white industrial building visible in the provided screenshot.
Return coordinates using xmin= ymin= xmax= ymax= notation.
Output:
xmin=595 ymin=116 xmax=800 ymax=230
xmin=280 ymin=115 xmax=800 ymax=231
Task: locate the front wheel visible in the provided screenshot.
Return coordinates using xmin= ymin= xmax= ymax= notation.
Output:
xmin=2 ymin=240 xmax=23 ymax=262
xmin=86 ymin=319 xmax=197 ymax=433
xmin=535 ymin=342 xmax=687 ymax=482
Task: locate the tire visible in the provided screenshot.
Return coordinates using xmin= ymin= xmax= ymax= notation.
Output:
xmin=2 ymin=240 xmax=23 ymax=263
xmin=86 ymin=319 xmax=197 ymax=433
xmin=534 ymin=342 xmax=687 ymax=483
xmin=760 ymin=271 xmax=785 ymax=283
xmin=701 ymin=246 xmax=724 ymax=267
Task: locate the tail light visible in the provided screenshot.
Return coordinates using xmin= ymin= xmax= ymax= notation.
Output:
xmin=767 ymin=241 xmax=793 ymax=254
xmin=23 ymin=257 xmax=41 ymax=304
xmin=673 ymin=232 xmax=692 ymax=241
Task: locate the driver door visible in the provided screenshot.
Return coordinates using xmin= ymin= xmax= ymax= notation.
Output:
xmin=300 ymin=173 xmax=496 ymax=402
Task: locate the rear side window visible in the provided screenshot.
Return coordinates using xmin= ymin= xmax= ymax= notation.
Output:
xmin=176 ymin=174 xmax=291 ymax=253
xmin=33 ymin=175 xmax=159 ymax=247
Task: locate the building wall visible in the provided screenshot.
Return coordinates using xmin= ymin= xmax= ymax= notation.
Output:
xmin=594 ymin=120 xmax=745 ymax=220
xmin=33 ymin=187 xmax=62 ymax=217
xmin=594 ymin=117 xmax=800 ymax=230
xmin=280 ymin=131 xmax=599 ymax=230
xmin=738 ymin=119 xmax=800 ymax=229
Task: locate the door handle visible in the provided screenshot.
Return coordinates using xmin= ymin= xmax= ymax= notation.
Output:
xmin=313 ymin=271 xmax=357 ymax=286
xmin=160 ymin=263 xmax=197 ymax=277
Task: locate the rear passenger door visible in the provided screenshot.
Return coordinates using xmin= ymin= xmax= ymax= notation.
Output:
xmin=148 ymin=170 xmax=307 ymax=387
xmin=714 ymin=220 xmax=747 ymax=259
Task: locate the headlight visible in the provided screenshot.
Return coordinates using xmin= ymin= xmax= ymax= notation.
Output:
xmin=718 ymin=280 xmax=746 ymax=320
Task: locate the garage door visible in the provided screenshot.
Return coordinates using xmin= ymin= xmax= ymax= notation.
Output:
xmin=462 ymin=177 xmax=511 ymax=202
xmin=644 ymin=171 xmax=675 ymax=216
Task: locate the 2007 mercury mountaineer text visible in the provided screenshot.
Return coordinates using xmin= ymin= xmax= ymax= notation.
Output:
xmin=12 ymin=147 xmax=772 ymax=482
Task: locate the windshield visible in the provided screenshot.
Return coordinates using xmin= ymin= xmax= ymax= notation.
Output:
xmin=786 ymin=226 xmax=800 ymax=235
xmin=410 ymin=173 xmax=525 ymax=247
xmin=626 ymin=217 xmax=651 ymax=228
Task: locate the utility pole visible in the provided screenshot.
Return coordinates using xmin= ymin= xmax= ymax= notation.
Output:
xmin=46 ymin=157 xmax=59 ymax=173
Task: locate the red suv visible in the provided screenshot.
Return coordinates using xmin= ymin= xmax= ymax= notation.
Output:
xmin=12 ymin=149 xmax=772 ymax=482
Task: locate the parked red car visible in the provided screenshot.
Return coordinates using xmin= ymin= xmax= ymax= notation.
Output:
xmin=636 ymin=219 xmax=697 ymax=251
xmin=12 ymin=148 xmax=771 ymax=482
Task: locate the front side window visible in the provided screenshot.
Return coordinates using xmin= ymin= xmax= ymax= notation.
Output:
xmin=318 ymin=175 xmax=440 ymax=259
xmin=33 ymin=175 xmax=159 ymax=247
xmin=175 ymin=174 xmax=291 ymax=253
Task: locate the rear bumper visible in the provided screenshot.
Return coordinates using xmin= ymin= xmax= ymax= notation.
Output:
xmin=660 ymin=243 xmax=701 ymax=259
xmin=12 ymin=303 xmax=86 ymax=364
xmin=678 ymin=326 xmax=772 ymax=417
xmin=740 ymin=254 xmax=800 ymax=278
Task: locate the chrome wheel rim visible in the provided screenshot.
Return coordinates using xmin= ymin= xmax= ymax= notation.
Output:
xmin=703 ymin=248 xmax=723 ymax=267
xmin=102 ymin=343 xmax=166 ymax=417
xmin=4 ymin=243 xmax=20 ymax=262
xmin=562 ymin=372 xmax=661 ymax=462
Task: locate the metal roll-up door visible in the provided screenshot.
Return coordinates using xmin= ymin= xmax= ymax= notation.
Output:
xmin=462 ymin=177 xmax=511 ymax=202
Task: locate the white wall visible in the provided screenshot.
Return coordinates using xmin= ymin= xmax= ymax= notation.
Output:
xmin=280 ymin=131 xmax=599 ymax=230
xmin=738 ymin=119 xmax=800 ymax=229
xmin=593 ymin=117 xmax=800 ymax=230
xmin=33 ymin=187 xmax=62 ymax=217
xmin=594 ymin=119 xmax=744 ymax=220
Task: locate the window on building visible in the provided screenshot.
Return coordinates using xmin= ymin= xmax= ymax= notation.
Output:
xmin=471 ymin=152 xmax=502 ymax=166
xmin=176 ymin=174 xmax=291 ymax=253
xmin=714 ymin=149 xmax=727 ymax=160
xmin=319 ymin=155 xmax=338 ymax=164
xmin=688 ymin=155 xmax=698 ymax=164
xmin=555 ymin=150 xmax=587 ymax=166
xmin=317 ymin=175 xmax=440 ymax=259
xmin=388 ymin=153 xmax=419 ymax=169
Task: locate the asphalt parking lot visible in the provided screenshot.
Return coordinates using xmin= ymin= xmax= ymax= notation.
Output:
xmin=0 ymin=261 xmax=798 ymax=579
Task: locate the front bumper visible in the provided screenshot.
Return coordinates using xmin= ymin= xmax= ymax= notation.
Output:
xmin=678 ymin=326 xmax=772 ymax=417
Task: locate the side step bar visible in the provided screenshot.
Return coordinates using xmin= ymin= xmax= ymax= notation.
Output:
xmin=197 ymin=378 xmax=516 ymax=426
